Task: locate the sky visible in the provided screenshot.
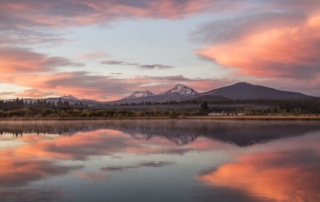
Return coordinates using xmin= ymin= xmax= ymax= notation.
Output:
xmin=1 ymin=0 xmax=320 ymax=101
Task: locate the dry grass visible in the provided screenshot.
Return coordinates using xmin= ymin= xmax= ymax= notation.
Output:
xmin=187 ymin=115 xmax=320 ymax=120
xmin=0 ymin=115 xmax=320 ymax=121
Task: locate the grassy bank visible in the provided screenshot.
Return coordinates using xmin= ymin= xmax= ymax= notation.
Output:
xmin=187 ymin=115 xmax=320 ymax=120
xmin=0 ymin=115 xmax=320 ymax=121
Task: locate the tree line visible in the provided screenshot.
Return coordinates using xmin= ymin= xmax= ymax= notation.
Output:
xmin=0 ymin=98 xmax=319 ymax=118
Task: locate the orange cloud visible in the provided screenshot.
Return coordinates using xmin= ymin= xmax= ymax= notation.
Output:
xmin=0 ymin=47 xmax=83 ymax=74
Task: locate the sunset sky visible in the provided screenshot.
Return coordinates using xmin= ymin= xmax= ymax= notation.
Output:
xmin=1 ymin=0 xmax=320 ymax=101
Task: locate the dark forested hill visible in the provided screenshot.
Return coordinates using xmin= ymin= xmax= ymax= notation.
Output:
xmin=201 ymin=82 xmax=313 ymax=100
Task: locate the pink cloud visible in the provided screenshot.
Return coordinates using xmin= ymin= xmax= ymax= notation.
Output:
xmin=197 ymin=17 xmax=320 ymax=78
xmin=0 ymin=0 xmax=215 ymax=27
xmin=0 ymin=0 xmax=241 ymax=45
xmin=195 ymin=0 xmax=320 ymax=80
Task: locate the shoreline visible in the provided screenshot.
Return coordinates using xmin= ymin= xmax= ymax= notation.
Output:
xmin=0 ymin=115 xmax=320 ymax=121
xmin=186 ymin=115 xmax=320 ymax=120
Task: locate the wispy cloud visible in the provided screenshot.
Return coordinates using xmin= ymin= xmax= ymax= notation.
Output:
xmin=100 ymin=60 xmax=175 ymax=69
xmin=110 ymin=73 xmax=123 ymax=75
xmin=17 ymin=89 xmax=55 ymax=98
xmin=0 ymin=92 xmax=15 ymax=96
xmin=79 ymin=52 xmax=108 ymax=59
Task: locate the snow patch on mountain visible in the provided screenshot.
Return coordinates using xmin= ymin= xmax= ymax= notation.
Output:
xmin=61 ymin=95 xmax=79 ymax=100
xmin=164 ymin=84 xmax=198 ymax=95
xmin=124 ymin=90 xmax=155 ymax=100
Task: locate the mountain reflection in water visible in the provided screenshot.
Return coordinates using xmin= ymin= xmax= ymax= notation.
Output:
xmin=0 ymin=120 xmax=319 ymax=202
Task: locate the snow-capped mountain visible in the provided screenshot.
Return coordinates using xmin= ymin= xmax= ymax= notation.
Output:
xmin=124 ymin=90 xmax=155 ymax=100
xmin=110 ymin=84 xmax=201 ymax=104
xmin=60 ymin=95 xmax=79 ymax=100
xmin=164 ymin=84 xmax=198 ymax=95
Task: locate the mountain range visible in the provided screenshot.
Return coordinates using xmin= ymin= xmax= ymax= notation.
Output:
xmin=110 ymin=82 xmax=314 ymax=104
xmin=17 ymin=82 xmax=316 ymax=105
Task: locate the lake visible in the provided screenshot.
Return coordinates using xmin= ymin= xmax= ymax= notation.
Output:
xmin=0 ymin=120 xmax=319 ymax=202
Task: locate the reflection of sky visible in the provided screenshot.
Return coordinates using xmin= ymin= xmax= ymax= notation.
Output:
xmin=197 ymin=132 xmax=320 ymax=202
xmin=0 ymin=121 xmax=320 ymax=202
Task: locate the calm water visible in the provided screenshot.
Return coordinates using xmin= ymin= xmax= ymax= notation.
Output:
xmin=0 ymin=120 xmax=320 ymax=202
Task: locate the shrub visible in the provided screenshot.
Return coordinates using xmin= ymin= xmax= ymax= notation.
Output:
xmin=168 ymin=111 xmax=177 ymax=119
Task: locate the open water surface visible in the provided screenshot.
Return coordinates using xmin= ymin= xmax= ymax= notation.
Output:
xmin=0 ymin=120 xmax=319 ymax=202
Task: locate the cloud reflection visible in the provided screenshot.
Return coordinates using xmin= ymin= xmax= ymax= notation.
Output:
xmin=0 ymin=188 xmax=69 ymax=202
xmin=0 ymin=159 xmax=82 ymax=187
xmin=77 ymin=172 xmax=108 ymax=181
xmin=197 ymin=135 xmax=320 ymax=202
xmin=101 ymin=161 xmax=175 ymax=173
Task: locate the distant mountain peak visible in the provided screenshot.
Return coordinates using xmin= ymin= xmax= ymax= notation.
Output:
xmin=236 ymin=82 xmax=249 ymax=85
xmin=165 ymin=84 xmax=198 ymax=95
xmin=175 ymin=84 xmax=186 ymax=87
xmin=124 ymin=90 xmax=155 ymax=100
xmin=231 ymin=82 xmax=252 ymax=86
xmin=205 ymin=82 xmax=312 ymax=100
xmin=61 ymin=95 xmax=79 ymax=100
